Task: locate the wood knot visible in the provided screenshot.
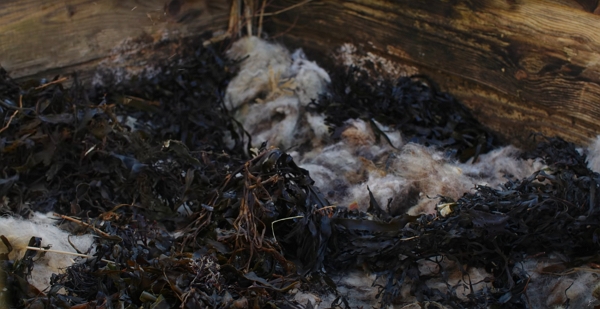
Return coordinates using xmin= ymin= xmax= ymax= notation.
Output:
xmin=514 ymin=69 xmax=528 ymax=80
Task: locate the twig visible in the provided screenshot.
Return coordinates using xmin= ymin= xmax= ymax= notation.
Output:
xmin=0 ymin=110 xmax=19 ymax=134
xmin=257 ymin=0 xmax=267 ymax=37
xmin=260 ymin=0 xmax=311 ymax=17
xmin=203 ymin=0 xmax=240 ymax=46
xmin=203 ymin=32 xmax=232 ymax=47
xmin=235 ymin=0 xmax=242 ymax=37
xmin=316 ymin=205 xmax=337 ymax=212
xmin=34 ymin=77 xmax=68 ymax=90
xmin=0 ymin=95 xmax=22 ymax=134
xmin=401 ymin=236 xmax=419 ymax=241
xmin=25 ymin=246 xmax=114 ymax=264
xmin=203 ymin=0 xmax=311 ymax=46
xmin=271 ymin=216 xmax=303 ymax=242
xmin=54 ymin=213 xmax=115 ymax=240
xmin=243 ymin=0 xmax=254 ymax=36
xmin=164 ymin=269 xmax=184 ymax=301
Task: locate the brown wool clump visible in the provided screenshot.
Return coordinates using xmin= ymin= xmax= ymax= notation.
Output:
xmin=296 ymin=118 xmax=544 ymax=216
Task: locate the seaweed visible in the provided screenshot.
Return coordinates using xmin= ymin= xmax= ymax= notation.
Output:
xmin=1 ymin=35 xmax=599 ymax=309
xmin=317 ymin=68 xmax=501 ymax=162
xmin=0 ymin=37 xmax=252 ymax=308
xmin=324 ymin=136 xmax=600 ymax=307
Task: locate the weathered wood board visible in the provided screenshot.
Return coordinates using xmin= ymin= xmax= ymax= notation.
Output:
xmin=0 ymin=0 xmax=230 ymax=81
xmin=267 ymin=0 xmax=600 ymax=146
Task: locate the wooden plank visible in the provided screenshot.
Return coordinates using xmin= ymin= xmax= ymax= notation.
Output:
xmin=0 ymin=0 xmax=230 ymax=80
xmin=266 ymin=0 xmax=600 ymax=146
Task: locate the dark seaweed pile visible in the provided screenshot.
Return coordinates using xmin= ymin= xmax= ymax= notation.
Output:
xmin=0 ymin=38 xmax=253 ymax=308
xmin=328 ymin=136 xmax=600 ymax=308
xmin=1 ymin=36 xmax=599 ymax=309
xmin=317 ymin=68 xmax=501 ymax=162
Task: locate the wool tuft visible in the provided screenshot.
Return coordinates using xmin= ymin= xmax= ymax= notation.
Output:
xmin=225 ymin=36 xmax=331 ymax=151
xmin=297 ymin=118 xmax=545 ymax=216
xmin=0 ymin=213 xmax=95 ymax=291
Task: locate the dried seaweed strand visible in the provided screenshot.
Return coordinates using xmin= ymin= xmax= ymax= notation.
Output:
xmin=271 ymin=216 xmax=303 ymax=242
xmin=0 ymin=94 xmax=21 ymax=134
xmin=25 ymin=246 xmax=113 ymax=264
xmin=260 ymin=0 xmax=312 ymax=17
xmin=34 ymin=77 xmax=68 ymax=90
xmin=55 ymin=213 xmax=116 ymax=240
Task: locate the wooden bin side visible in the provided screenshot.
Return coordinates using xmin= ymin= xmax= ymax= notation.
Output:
xmin=0 ymin=0 xmax=230 ymax=81
xmin=267 ymin=0 xmax=600 ymax=146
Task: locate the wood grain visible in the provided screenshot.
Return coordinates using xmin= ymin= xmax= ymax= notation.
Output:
xmin=266 ymin=0 xmax=600 ymax=146
xmin=0 ymin=0 xmax=230 ymax=80
xmin=4 ymin=0 xmax=600 ymax=146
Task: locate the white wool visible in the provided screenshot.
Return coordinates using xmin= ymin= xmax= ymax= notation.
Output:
xmin=0 ymin=213 xmax=95 ymax=291
xmin=317 ymin=271 xmax=388 ymax=309
xmin=586 ymin=135 xmax=600 ymax=173
xmin=399 ymin=144 xmax=544 ymax=215
xmin=289 ymin=271 xmax=396 ymax=309
xmin=329 ymin=271 xmax=382 ymax=306
xmin=305 ymin=113 xmax=330 ymax=145
xmin=297 ymin=119 xmax=391 ymax=202
xmin=290 ymin=49 xmax=332 ymax=105
xmin=225 ymin=36 xmax=331 ymax=150
xmin=515 ymin=256 xmax=600 ymax=308
xmin=390 ymin=143 xmax=475 ymax=215
xmin=300 ymin=163 xmax=338 ymax=193
xmin=372 ymin=119 xmax=403 ymax=149
xmin=291 ymin=290 xmax=322 ymax=308
xmin=298 ymin=119 xmax=544 ymax=215
xmin=225 ymin=36 xmax=292 ymax=111
xmin=418 ymin=258 xmax=493 ymax=301
xmin=241 ymin=96 xmax=301 ymax=150
xmin=304 ymin=267 xmax=470 ymax=308
xmin=346 ymin=174 xmax=411 ymax=213
xmin=461 ymin=145 xmax=545 ymax=186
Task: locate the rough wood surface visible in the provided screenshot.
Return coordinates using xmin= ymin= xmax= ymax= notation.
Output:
xmin=4 ymin=0 xmax=600 ymax=146
xmin=0 ymin=0 xmax=230 ymax=81
xmin=267 ymin=0 xmax=600 ymax=146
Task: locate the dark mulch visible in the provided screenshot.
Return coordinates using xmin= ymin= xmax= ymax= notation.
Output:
xmin=1 ymin=36 xmax=598 ymax=309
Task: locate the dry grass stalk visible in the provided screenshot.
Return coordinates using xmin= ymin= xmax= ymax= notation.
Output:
xmin=203 ymin=0 xmax=313 ymax=46
xmin=25 ymin=246 xmax=113 ymax=264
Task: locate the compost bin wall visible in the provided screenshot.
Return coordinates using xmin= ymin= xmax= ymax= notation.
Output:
xmin=0 ymin=0 xmax=230 ymax=81
xmin=3 ymin=0 xmax=600 ymax=146
xmin=265 ymin=0 xmax=600 ymax=147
